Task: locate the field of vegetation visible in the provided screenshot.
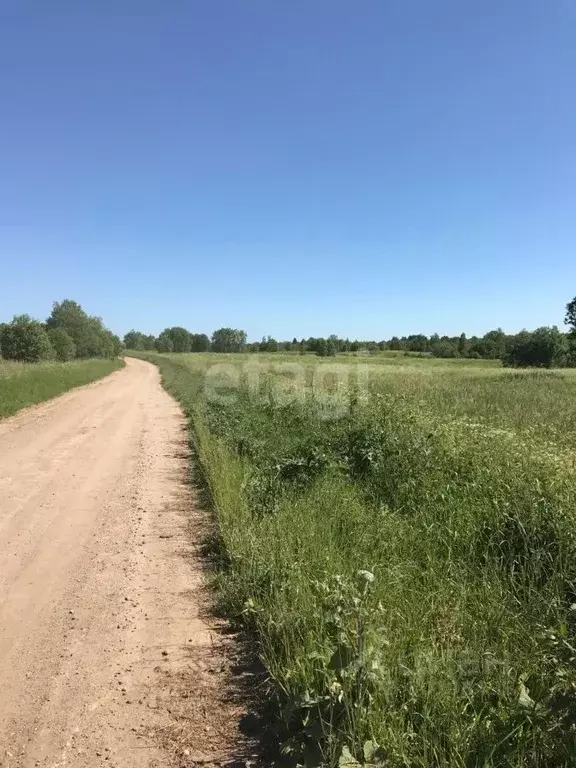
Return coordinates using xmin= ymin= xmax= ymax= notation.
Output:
xmin=124 ymin=295 xmax=576 ymax=367
xmin=0 ymin=358 xmax=124 ymax=419
xmin=133 ymin=350 xmax=576 ymax=767
xmin=0 ymin=298 xmax=124 ymax=417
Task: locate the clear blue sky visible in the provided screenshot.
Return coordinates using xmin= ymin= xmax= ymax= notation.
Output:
xmin=1 ymin=1 xmax=574 ymax=341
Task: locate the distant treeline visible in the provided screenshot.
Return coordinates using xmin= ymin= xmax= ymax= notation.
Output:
xmin=124 ymin=327 xmax=245 ymax=354
xmin=0 ymin=300 xmax=121 ymax=362
xmin=125 ymin=295 xmax=576 ymax=369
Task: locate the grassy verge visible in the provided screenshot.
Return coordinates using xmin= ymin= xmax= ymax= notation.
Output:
xmin=0 ymin=358 xmax=124 ymax=419
xmin=132 ymin=350 xmax=576 ymax=767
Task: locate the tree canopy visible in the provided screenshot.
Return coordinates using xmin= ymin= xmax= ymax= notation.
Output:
xmin=566 ymin=296 xmax=576 ymax=334
xmin=47 ymin=300 xmax=121 ymax=358
xmin=0 ymin=315 xmax=54 ymax=362
xmin=211 ymin=327 xmax=247 ymax=353
xmin=47 ymin=327 xmax=76 ymax=361
xmin=1 ymin=300 xmax=120 ymax=363
xmin=503 ymin=327 xmax=569 ymax=369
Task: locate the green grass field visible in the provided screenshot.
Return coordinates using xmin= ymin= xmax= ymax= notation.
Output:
xmin=132 ymin=350 xmax=576 ymax=767
xmin=0 ymin=358 xmax=124 ymax=419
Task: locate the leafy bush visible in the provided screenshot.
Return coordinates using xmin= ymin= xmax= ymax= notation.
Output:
xmin=191 ymin=333 xmax=211 ymax=352
xmin=503 ymin=327 xmax=569 ymax=368
xmin=99 ymin=329 xmax=122 ymax=358
xmin=211 ymin=327 xmax=247 ymax=353
xmin=0 ymin=315 xmax=54 ymax=362
xmin=1 ymin=299 xmax=120 ymax=363
xmin=123 ymin=330 xmax=156 ymax=350
xmin=46 ymin=299 xmax=121 ymax=358
xmin=565 ymin=295 xmax=576 ymax=333
xmin=155 ymin=331 xmax=174 ymax=352
xmin=47 ymin=327 xmax=76 ymax=361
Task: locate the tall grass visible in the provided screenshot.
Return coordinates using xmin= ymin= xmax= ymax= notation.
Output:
xmin=0 ymin=358 xmax=124 ymax=418
xmin=133 ymin=351 xmax=576 ymax=767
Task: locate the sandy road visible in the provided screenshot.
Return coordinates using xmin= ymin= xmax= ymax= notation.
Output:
xmin=0 ymin=358 xmax=238 ymax=768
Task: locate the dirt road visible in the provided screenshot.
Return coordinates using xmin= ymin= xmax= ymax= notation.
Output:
xmin=0 ymin=358 xmax=239 ymax=768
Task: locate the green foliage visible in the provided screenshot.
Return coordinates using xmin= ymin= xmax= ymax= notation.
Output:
xmin=565 ymin=295 xmax=576 ymax=333
xmin=190 ymin=332 xmax=211 ymax=352
xmin=114 ymin=292 xmax=576 ymax=365
xmin=155 ymin=330 xmax=174 ymax=353
xmin=430 ymin=340 xmax=458 ymax=358
xmin=123 ymin=329 xmax=155 ymax=350
xmin=211 ymin=327 xmax=247 ymax=353
xmin=46 ymin=299 xmax=93 ymax=356
xmin=124 ymin=330 xmax=142 ymax=349
xmin=119 ymin=291 xmax=576 ymax=366
xmin=0 ymin=315 xmax=54 ymax=362
xmin=133 ymin=350 xmax=576 ymax=766
xmin=47 ymin=327 xmax=76 ymax=361
xmin=143 ymin=326 xmax=211 ymax=353
xmin=0 ymin=358 xmax=123 ymax=418
xmin=1 ymin=299 xmax=120 ymax=363
xmin=124 ymin=328 xmax=211 ymax=353
xmin=99 ymin=329 xmax=122 ymax=358
xmin=46 ymin=299 xmax=120 ymax=358
xmin=260 ymin=335 xmax=279 ymax=352
xmin=316 ymin=338 xmax=337 ymax=357
xmin=504 ymin=327 xmax=569 ymax=368
xmin=160 ymin=326 xmax=193 ymax=352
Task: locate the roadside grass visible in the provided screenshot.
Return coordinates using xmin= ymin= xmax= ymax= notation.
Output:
xmin=131 ymin=350 xmax=576 ymax=767
xmin=0 ymin=358 xmax=124 ymax=419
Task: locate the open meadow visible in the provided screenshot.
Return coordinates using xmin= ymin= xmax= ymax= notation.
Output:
xmin=0 ymin=358 xmax=124 ymax=418
xmin=132 ymin=350 xmax=576 ymax=767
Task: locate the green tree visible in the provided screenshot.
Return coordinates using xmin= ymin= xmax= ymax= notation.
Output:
xmin=159 ymin=327 xmax=192 ymax=353
xmin=211 ymin=327 xmax=247 ymax=353
xmin=0 ymin=315 xmax=54 ymax=362
xmin=47 ymin=299 xmax=117 ymax=358
xmin=431 ymin=341 xmax=458 ymax=358
xmin=123 ymin=330 xmax=146 ymax=350
xmin=504 ymin=327 xmax=569 ymax=368
xmin=315 ymin=338 xmax=336 ymax=357
xmin=405 ymin=334 xmax=429 ymax=353
xmin=565 ymin=296 xmax=576 ymax=333
xmin=563 ymin=296 xmax=576 ymax=366
xmin=474 ymin=329 xmax=507 ymax=359
xmin=190 ymin=333 xmax=211 ymax=352
xmin=99 ymin=330 xmax=122 ymax=358
xmin=47 ymin=300 xmax=92 ymax=355
xmin=142 ymin=334 xmax=157 ymax=350
xmin=155 ymin=331 xmax=174 ymax=353
xmin=48 ymin=327 xmax=76 ymax=361
xmin=259 ymin=335 xmax=279 ymax=352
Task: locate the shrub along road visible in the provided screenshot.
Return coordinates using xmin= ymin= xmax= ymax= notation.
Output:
xmin=0 ymin=358 xmax=240 ymax=767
